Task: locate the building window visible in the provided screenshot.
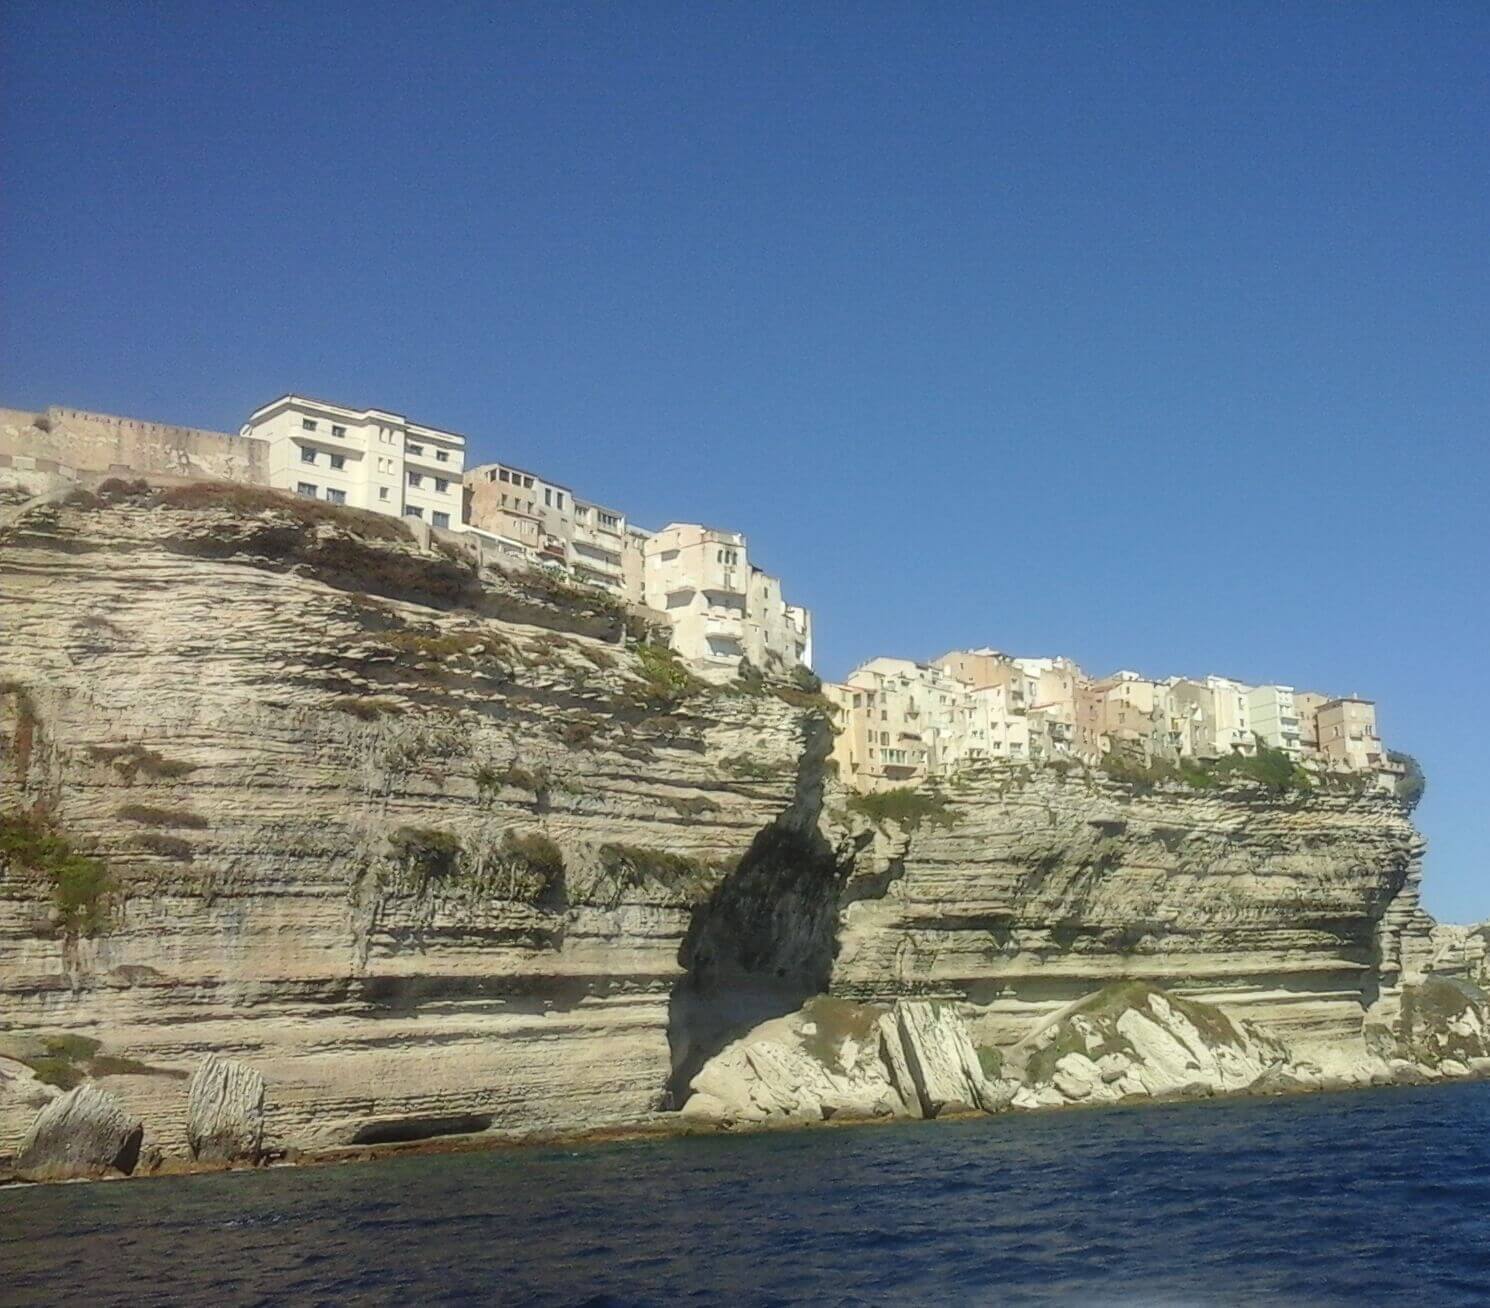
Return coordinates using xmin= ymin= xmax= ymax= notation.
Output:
xmin=436 ymin=450 xmax=449 ymax=463
xmin=330 ymin=454 xmax=345 ymax=470
xmin=407 ymin=443 xmax=424 ymax=457
xmin=556 ymin=491 xmax=564 ymax=508
xmin=523 ymin=476 xmax=534 ymax=488
xmin=432 ymin=511 xmax=450 ymax=529
xmin=408 ymin=472 xmax=422 ymax=487
xmin=296 ymin=482 xmax=317 ymax=497
xmin=599 ymin=511 xmax=619 ymax=528
xmin=435 ymin=478 xmax=448 ymax=493
xmin=301 ymin=418 xmax=317 ymax=431
xmin=378 ymin=487 xmax=390 ymax=501
xmin=326 ymin=488 xmax=346 ymax=505
xmin=499 ymin=469 xmax=510 ymax=482
xmin=405 ymin=506 xmax=423 ymax=519
xmin=331 ymin=424 xmax=346 ymax=438
xmin=544 ymin=488 xmax=552 ymax=507
xmin=300 ymin=447 xmax=316 ymax=463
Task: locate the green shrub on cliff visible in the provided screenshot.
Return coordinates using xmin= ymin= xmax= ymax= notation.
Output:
xmin=1212 ymin=742 xmax=1313 ymax=795
xmin=1391 ymin=752 xmax=1425 ymax=812
xmin=0 ymin=810 xmax=112 ymax=936
xmin=632 ymin=642 xmax=704 ymax=709
xmin=387 ymin=826 xmax=462 ymax=883
xmin=846 ymin=787 xmax=957 ymax=832
xmin=1098 ymin=743 xmax=1311 ymax=796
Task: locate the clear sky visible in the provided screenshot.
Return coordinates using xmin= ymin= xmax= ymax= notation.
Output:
xmin=3 ymin=4 xmax=1486 ymax=919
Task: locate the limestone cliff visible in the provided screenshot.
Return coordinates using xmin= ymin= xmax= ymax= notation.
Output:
xmin=0 ymin=481 xmax=823 ymax=1166
xmin=0 ymin=480 xmax=1452 ymax=1177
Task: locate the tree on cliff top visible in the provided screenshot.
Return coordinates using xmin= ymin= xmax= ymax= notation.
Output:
xmin=1390 ymin=752 xmax=1426 ymax=812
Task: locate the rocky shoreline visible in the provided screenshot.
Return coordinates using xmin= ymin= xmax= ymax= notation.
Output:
xmin=7 ymin=1031 xmax=1487 ymax=1189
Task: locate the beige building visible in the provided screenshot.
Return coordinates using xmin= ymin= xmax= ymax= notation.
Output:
xmin=1318 ymin=697 xmax=1385 ymax=772
xmin=1294 ymin=691 xmax=1328 ymax=753
xmin=643 ymin=524 xmax=810 ymax=674
xmin=827 ymin=658 xmax=965 ymax=786
xmin=1094 ymin=672 xmax=1162 ymax=761
xmin=465 ymin=460 xmax=649 ymax=602
xmin=242 ymin=395 xmax=465 ymax=529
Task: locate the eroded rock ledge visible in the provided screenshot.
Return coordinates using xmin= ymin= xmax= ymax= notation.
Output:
xmin=0 ymin=484 xmax=1467 ymax=1180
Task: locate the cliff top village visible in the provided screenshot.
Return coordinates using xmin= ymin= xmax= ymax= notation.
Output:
xmin=1 ymin=396 xmax=1399 ymax=793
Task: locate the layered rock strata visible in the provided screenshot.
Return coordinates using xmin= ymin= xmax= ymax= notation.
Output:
xmin=0 ymin=481 xmax=1456 ymax=1176
xmin=0 ymin=482 xmax=820 ymax=1166
xmin=828 ymin=773 xmax=1430 ymax=1060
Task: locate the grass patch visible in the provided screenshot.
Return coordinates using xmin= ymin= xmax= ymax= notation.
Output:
xmin=116 ymin=804 xmax=208 ymax=829
xmin=86 ymin=743 xmax=196 ymax=780
xmin=1098 ymin=743 xmax=1312 ymax=796
xmin=0 ymin=810 xmax=112 ymax=936
xmin=976 ymin=1045 xmax=1004 ymax=1080
xmin=597 ymin=842 xmax=721 ymax=900
xmin=330 ymin=695 xmax=404 ymax=720
xmin=578 ymin=645 xmax=617 ymax=670
xmin=128 ymin=832 xmax=195 ymax=861
xmin=846 ymin=787 xmax=957 ymax=832
xmin=631 ymin=642 xmax=705 ymax=709
xmin=476 ymin=762 xmax=550 ymax=797
xmin=375 ymin=628 xmax=510 ymax=662
xmin=665 ymin=795 xmax=721 ymax=818
xmin=499 ymin=831 xmax=565 ymax=894
xmin=1 ymin=678 xmax=39 ymax=783
xmin=388 ymin=826 xmax=462 ymax=883
xmin=720 ymin=754 xmax=787 ymax=781
xmin=10 ymin=1033 xmax=186 ymax=1088
xmin=156 ymin=481 xmax=412 ymax=541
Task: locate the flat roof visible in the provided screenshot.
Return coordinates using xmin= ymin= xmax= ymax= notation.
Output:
xmin=248 ymin=393 xmax=467 ymax=442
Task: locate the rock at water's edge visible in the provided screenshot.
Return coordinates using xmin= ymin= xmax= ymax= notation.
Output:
xmin=16 ymin=1084 xmax=144 ymax=1181
xmin=187 ymin=1056 xmax=267 ymax=1164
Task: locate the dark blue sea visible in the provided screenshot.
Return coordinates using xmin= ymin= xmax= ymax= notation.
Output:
xmin=7 ymin=1082 xmax=1490 ymax=1306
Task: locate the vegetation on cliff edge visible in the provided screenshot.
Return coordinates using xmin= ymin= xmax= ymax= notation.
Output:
xmin=0 ymin=810 xmax=112 ymax=936
xmin=846 ymin=787 xmax=958 ymax=832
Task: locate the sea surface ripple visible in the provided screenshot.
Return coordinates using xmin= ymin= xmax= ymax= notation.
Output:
xmin=7 ymin=1082 xmax=1490 ymax=1305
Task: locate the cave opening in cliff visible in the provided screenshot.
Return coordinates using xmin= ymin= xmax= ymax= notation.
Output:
xmin=664 ymin=819 xmax=849 ymax=1107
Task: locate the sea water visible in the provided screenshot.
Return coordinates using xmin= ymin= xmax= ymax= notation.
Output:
xmin=7 ymin=1082 xmax=1490 ymax=1305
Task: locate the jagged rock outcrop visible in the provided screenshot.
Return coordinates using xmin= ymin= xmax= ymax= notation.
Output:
xmin=16 ymin=1083 xmax=143 ymax=1180
xmin=0 ymin=481 xmax=1446 ymax=1175
xmin=187 ymin=1056 xmax=266 ymax=1163
xmin=1009 ymin=980 xmax=1297 ymax=1107
xmin=681 ymin=997 xmax=1013 ymax=1124
xmin=1364 ymin=975 xmax=1490 ymax=1077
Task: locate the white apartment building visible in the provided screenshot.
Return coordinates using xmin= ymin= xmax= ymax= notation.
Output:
xmin=1247 ymin=684 xmax=1303 ymax=755
xmin=643 ymin=524 xmax=811 ymax=673
xmin=242 ymin=395 xmax=465 ymax=529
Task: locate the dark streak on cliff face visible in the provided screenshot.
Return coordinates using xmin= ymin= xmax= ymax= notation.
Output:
xmin=665 ymin=719 xmax=850 ymax=1104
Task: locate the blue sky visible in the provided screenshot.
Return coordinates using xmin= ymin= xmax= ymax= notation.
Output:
xmin=3 ymin=3 xmax=1486 ymax=919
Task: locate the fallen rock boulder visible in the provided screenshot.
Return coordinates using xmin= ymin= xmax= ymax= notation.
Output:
xmin=16 ymin=1083 xmax=144 ymax=1181
xmin=680 ymin=995 xmax=1015 ymax=1125
xmin=187 ymin=1056 xmax=267 ymax=1164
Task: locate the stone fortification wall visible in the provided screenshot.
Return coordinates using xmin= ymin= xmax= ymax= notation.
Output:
xmin=0 ymin=406 xmax=268 ymax=496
